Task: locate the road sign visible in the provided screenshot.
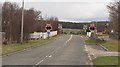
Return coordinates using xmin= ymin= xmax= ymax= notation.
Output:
xmin=45 ymin=24 xmax=52 ymax=39
xmin=89 ymin=27 xmax=95 ymax=30
xmin=45 ymin=24 xmax=52 ymax=31
xmin=89 ymin=23 xmax=96 ymax=31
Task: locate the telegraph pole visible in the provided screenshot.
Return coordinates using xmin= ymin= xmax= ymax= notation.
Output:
xmin=20 ymin=0 xmax=24 ymax=43
xmin=96 ymin=21 xmax=97 ymax=33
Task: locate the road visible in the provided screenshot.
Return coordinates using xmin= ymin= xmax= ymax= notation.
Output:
xmin=2 ymin=35 xmax=90 ymax=65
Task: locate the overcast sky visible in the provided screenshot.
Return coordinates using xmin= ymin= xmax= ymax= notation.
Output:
xmin=1 ymin=0 xmax=112 ymax=22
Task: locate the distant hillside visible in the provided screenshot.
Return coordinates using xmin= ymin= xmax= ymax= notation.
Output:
xmin=59 ymin=21 xmax=109 ymax=32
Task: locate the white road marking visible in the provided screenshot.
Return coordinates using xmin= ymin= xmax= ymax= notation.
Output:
xmin=50 ymin=35 xmax=73 ymax=55
xmin=35 ymin=35 xmax=73 ymax=65
xmin=35 ymin=60 xmax=44 ymax=65
xmin=81 ymin=36 xmax=83 ymax=38
xmin=35 ymin=55 xmax=52 ymax=65
xmin=88 ymin=55 xmax=92 ymax=61
xmin=65 ymin=35 xmax=73 ymax=44
xmin=90 ymin=53 xmax=96 ymax=59
xmin=84 ymin=45 xmax=88 ymax=52
xmin=84 ymin=44 xmax=93 ymax=65
xmin=35 ymin=56 xmax=48 ymax=65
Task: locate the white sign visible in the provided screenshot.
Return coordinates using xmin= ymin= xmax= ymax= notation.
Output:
xmin=45 ymin=24 xmax=52 ymax=31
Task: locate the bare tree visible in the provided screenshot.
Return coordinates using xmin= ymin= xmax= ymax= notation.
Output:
xmin=2 ymin=1 xmax=41 ymax=44
xmin=107 ymin=1 xmax=120 ymax=33
xmin=2 ymin=2 xmax=20 ymax=43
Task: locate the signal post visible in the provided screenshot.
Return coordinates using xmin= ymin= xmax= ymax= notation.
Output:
xmin=45 ymin=24 xmax=52 ymax=39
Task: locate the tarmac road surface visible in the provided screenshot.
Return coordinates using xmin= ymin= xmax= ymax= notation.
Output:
xmin=2 ymin=35 xmax=90 ymax=65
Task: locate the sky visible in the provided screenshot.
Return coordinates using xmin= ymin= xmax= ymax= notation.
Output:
xmin=1 ymin=0 xmax=113 ymax=22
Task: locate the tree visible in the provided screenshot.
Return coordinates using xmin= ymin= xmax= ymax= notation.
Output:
xmin=0 ymin=3 xmax=1 ymax=18
xmin=2 ymin=1 xmax=41 ymax=44
xmin=2 ymin=2 xmax=20 ymax=43
xmin=23 ymin=9 xmax=41 ymax=42
xmin=107 ymin=1 xmax=120 ymax=33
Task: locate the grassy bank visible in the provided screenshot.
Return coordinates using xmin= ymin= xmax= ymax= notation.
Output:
xmin=85 ymin=38 xmax=105 ymax=45
xmin=101 ymin=40 xmax=118 ymax=52
xmin=93 ymin=56 xmax=119 ymax=65
xmin=85 ymin=38 xmax=118 ymax=51
xmin=63 ymin=28 xmax=81 ymax=33
xmin=2 ymin=37 xmax=55 ymax=55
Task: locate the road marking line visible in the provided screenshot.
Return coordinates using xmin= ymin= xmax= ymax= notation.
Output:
xmin=51 ymin=35 xmax=73 ymax=54
xmin=84 ymin=45 xmax=88 ymax=52
xmin=35 ymin=60 xmax=44 ymax=65
xmin=35 ymin=56 xmax=47 ymax=65
xmin=65 ymin=35 xmax=73 ymax=44
xmin=84 ymin=45 xmax=93 ymax=65
xmin=35 ymin=35 xmax=73 ymax=65
xmin=87 ymin=54 xmax=92 ymax=61
xmin=49 ymin=35 xmax=73 ymax=56
xmin=81 ymin=36 xmax=83 ymax=38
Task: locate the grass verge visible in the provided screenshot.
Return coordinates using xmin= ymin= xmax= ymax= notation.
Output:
xmin=2 ymin=37 xmax=55 ymax=55
xmin=100 ymin=40 xmax=118 ymax=52
xmin=63 ymin=28 xmax=82 ymax=33
xmin=93 ymin=56 xmax=119 ymax=65
xmin=85 ymin=38 xmax=105 ymax=45
xmin=85 ymin=38 xmax=118 ymax=51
